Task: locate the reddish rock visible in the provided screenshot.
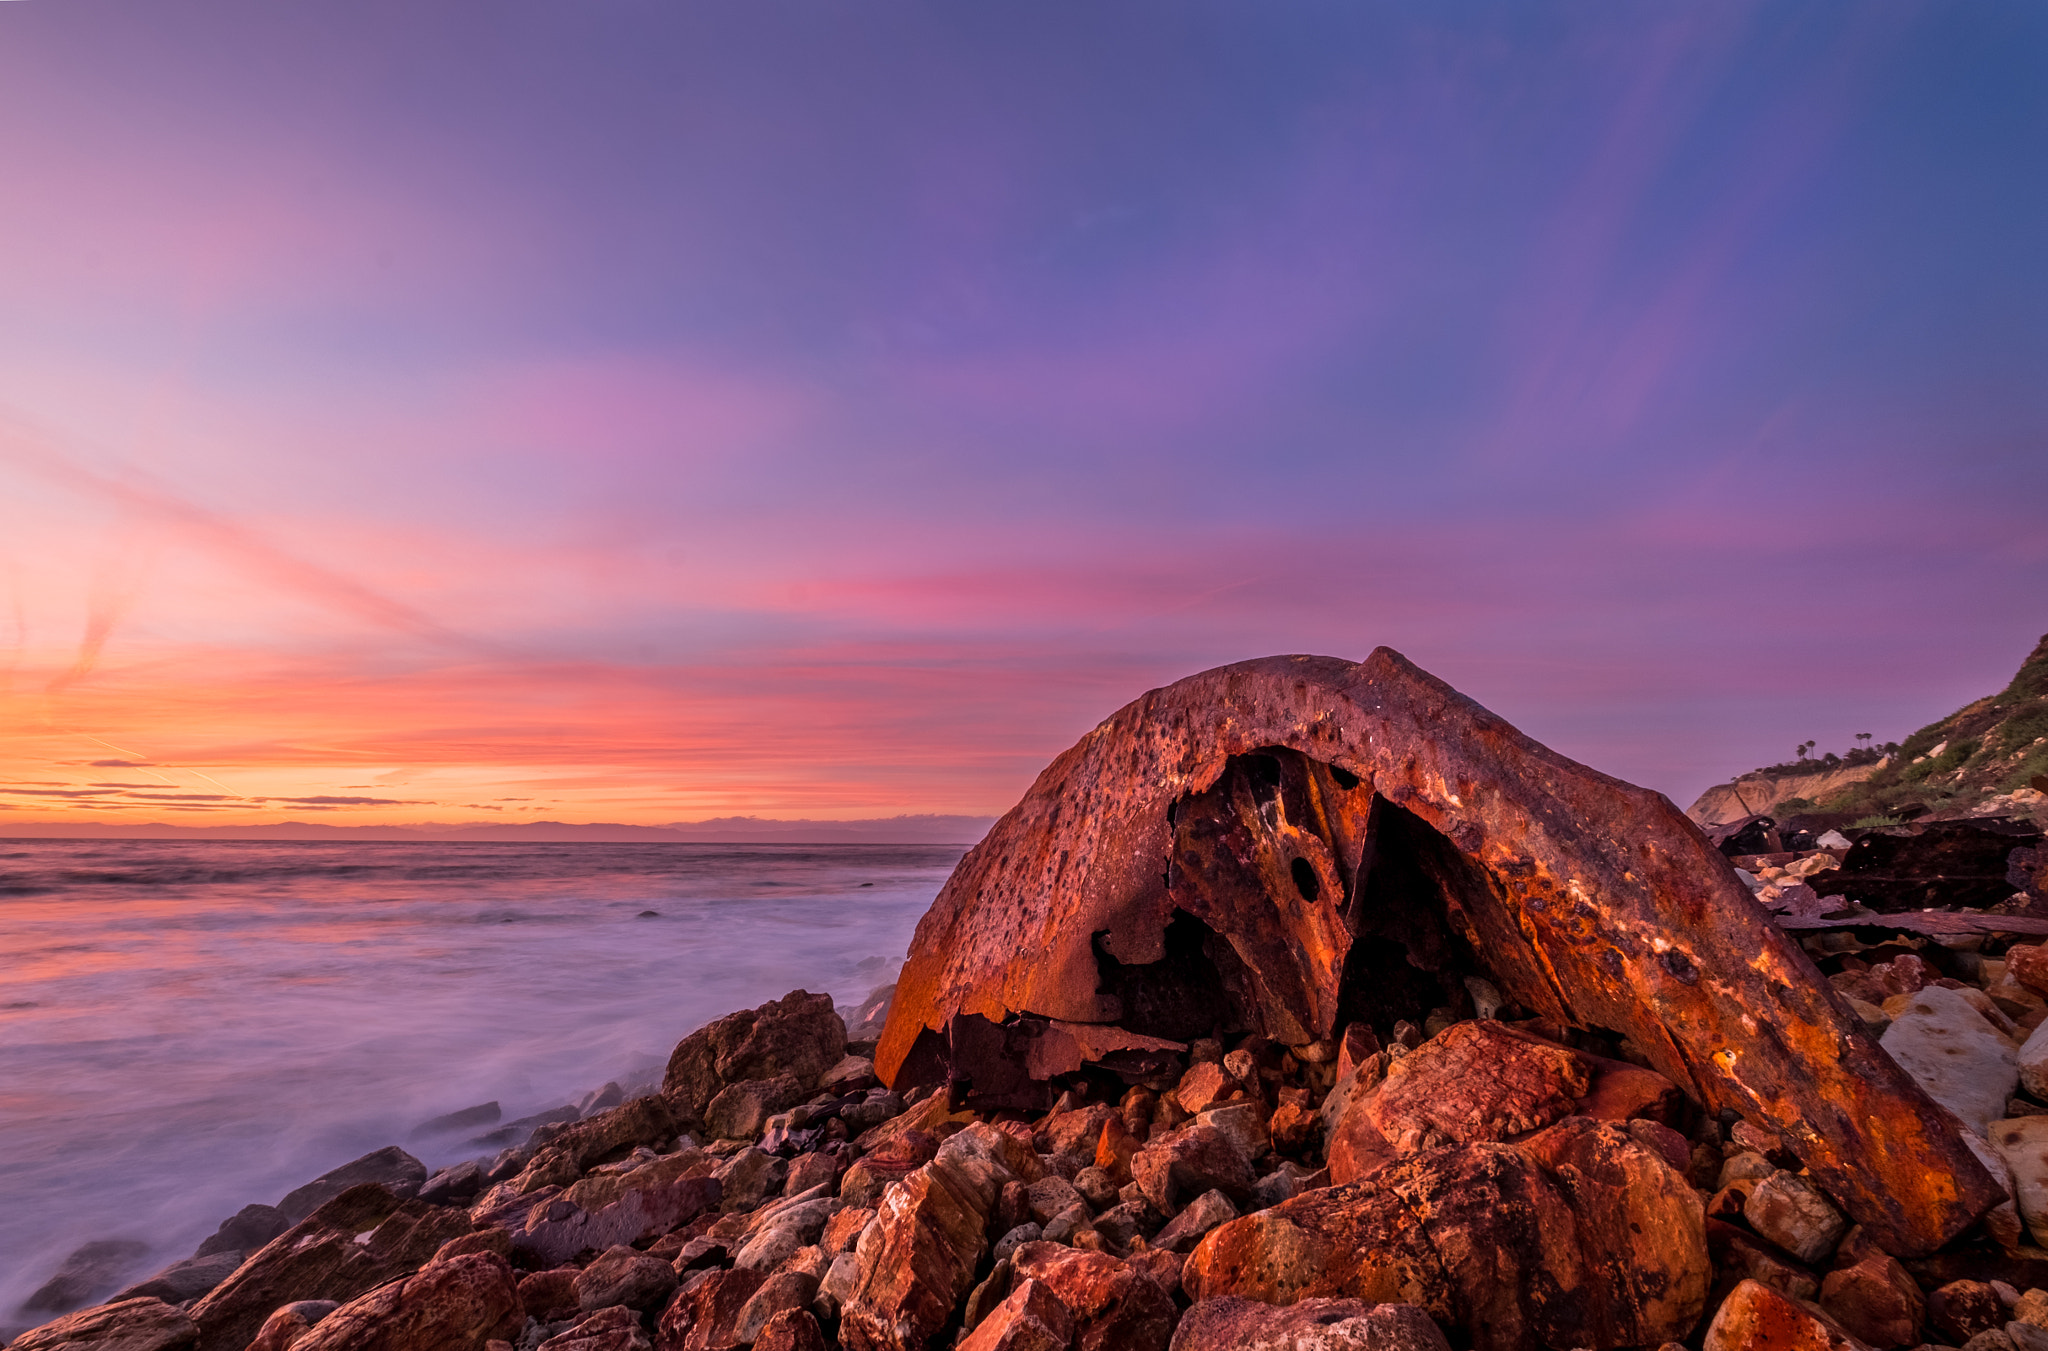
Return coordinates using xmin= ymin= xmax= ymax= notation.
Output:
xmin=1366 ymin=1022 xmax=1589 ymax=1152
xmin=703 ymin=1075 xmax=806 ymax=1141
xmin=1037 ymin=1104 xmax=1117 ymax=1158
xmin=514 ymin=1169 xmax=722 ymax=1268
xmin=662 ymin=991 xmax=847 ymax=1127
xmin=538 ymin=1306 xmax=652 ymax=1351
xmin=1153 ymin=1190 xmax=1239 ymax=1254
xmin=654 ymin=1269 xmax=766 ymax=1351
xmin=519 ymin=1268 xmax=580 ymax=1322
xmin=1095 ymin=1116 xmax=1141 ymax=1182
xmin=1185 ymin=1118 xmax=1706 ymax=1351
xmin=958 ymin=1278 xmax=1074 ymax=1351
xmin=1269 ymin=1100 xmax=1320 ymax=1155
xmin=575 ymin=1246 xmax=678 ymax=1312
xmin=821 ymin=1206 xmax=873 ymax=1256
xmin=1745 ymin=1171 xmax=1849 ymax=1265
xmin=288 ymin=1252 xmax=523 ymax=1351
xmin=1132 ymin=1123 xmax=1256 ymax=1212
xmin=1174 ymin=1063 xmax=1245 ymax=1115
xmin=1708 ymin=1219 xmax=1819 ymax=1303
xmin=188 ymin=1185 xmax=475 ymax=1351
xmin=751 ymin=1309 xmax=827 ymax=1351
xmin=247 ymin=1302 xmax=340 ymax=1351
xmin=1702 ymin=1278 xmax=1866 ymax=1351
xmin=2008 ymin=946 xmax=2048 ymax=999
xmin=6 ymin=1298 xmax=198 ymax=1351
xmin=1820 ymin=1255 xmax=1925 ymax=1349
xmin=1931 ymin=1280 xmax=2009 ymax=1344
xmin=1578 ymin=1058 xmax=1684 ymax=1124
xmin=874 ymin=652 xmax=2000 ymax=1256
xmin=731 ymin=1272 xmax=820 ymax=1345
xmin=839 ymin=1123 xmax=1042 ymax=1351
xmin=1128 ymin=1248 xmax=1186 ymax=1302
xmin=1010 ymin=1242 xmax=1177 ymax=1351
xmin=1168 ymin=1296 xmax=1451 ymax=1351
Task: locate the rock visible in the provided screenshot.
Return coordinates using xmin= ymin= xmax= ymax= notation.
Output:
xmin=1073 ymin=1167 xmax=1120 ymax=1211
xmin=515 ymin=1098 xmax=679 ymax=1192
xmin=993 ymin=1223 xmax=1043 ymax=1264
xmin=1024 ymin=1175 xmax=1086 ymax=1225
xmin=1038 ymin=1105 xmax=1118 ymax=1159
xmin=1880 ymin=986 xmax=2019 ymax=1136
xmin=435 ymin=1228 xmax=514 ymax=1263
xmin=1041 ymin=1203 xmax=1091 ymax=1245
xmin=1168 ymin=1296 xmax=1451 ymax=1351
xmin=839 ymin=1122 xmax=1042 ymax=1351
xmin=22 ymin=1241 xmax=154 ymax=1315
xmin=653 ymin=1267 xmax=764 ymax=1351
xmin=196 ymin=1205 xmax=292 ymax=1259
xmin=188 ymin=1185 xmax=475 ymax=1351
xmin=732 ymin=1197 xmax=840 ymax=1272
xmin=1968 ymin=1333 xmax=2022 ymax=1351
xmin=1133 ymin=1123 xmax=1256 ymax=1212
xmin=1195 ymin=1102 xmax=1271 ymax=1163
xmin=5 ymin=1299 xmax=198 ymax=1351
xmin=1745 ymin=1170 xmax=1849 ymax=1264
xmin=509 ymin=1166 xmax=721 ymax=1267
xmin=662 ymin=991 xmax=847 ymax=1127
xmin=1153 ymin=1190 xmax=1238 ymax=1254
xmin=575 ymin=1246 xmax=678 ymax=1312
xmin=958 ymin=1279 xmax=1073 ymax=1351
xmin=1820 ymin=1255 xmax=1926 ymax=1349
xmin=874 ymin=652 xmax=2001 ymax=1256
xmin=2021 ymin=1023 xmax=2048 ymax=1103
xmin=111 ymin=1252 xmax=244 ymax=1307
xmin=703 ymin=1076 xmax=805 ymax=1141
xmin=1702 ymin=1279 xmax=1866 ymax=1351
xmin=1720 ymin=1152 xmax=1777 ymax=1189
xmin=1366 ymin=1021 xmax=1589 ymax=1152
xmin=1173 ymin=1063 xmax=1244 ymax=1115
xmin=781 ymin=1152 xmax=840 ymax=1198
xmin=1708 ymin=1219 xmax=1819 ymax=1302
xmin=246 ymin=1302 xmax=339 ymax=1351
xmin=1185 ymin=1118 xmax=1707 ymax=1351
xmin=731 ymin=1272 xmax=819 ymax=1345
xmin=820 ymin=1207 xmax=873 ymax=1256
xmin=288 ymin=1252 xmax=523 ymax=1351
xmin=411 ymin=1103 xmax=503 ymax=1141
xmin=1990 ymin=1117 xmax=2048 ymax=1247
xmin=1932 ymin=1280 xmax=2010 ymax=1344
xmin=535 ymin=1306 xmax=651 ymax=1351
xmin=421 ymin=1161 xmax=488 ymax=1206
xmin=279 ymin=1147 xmax=429 ymax=1223
xmin=751 ymin=1308 xmax=826 ymax=1351
xmin=714 ymin=1149 xmax=789 ymax=1213
xmin=2014 ymin=1323 xmax=2048 ymax=1351
xmin=1008 ymin=1242 xmax=1177 ymax=1351
xmin=519 ymin=1269 xmax=581 ymax=1322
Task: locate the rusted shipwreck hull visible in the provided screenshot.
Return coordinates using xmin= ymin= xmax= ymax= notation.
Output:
xmin=875 ymin=650 xmax=2001 ymax=1256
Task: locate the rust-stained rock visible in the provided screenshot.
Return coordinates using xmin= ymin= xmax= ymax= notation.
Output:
xmin=288 ymin=1252 xmax=523 ymax=1351
xmin=653 ymin=1268 xmax=764 ymax=1351
xmin=1362 ymin=1020 xmax=1587 ymax=1155
xmin=1184 ymin=1117 xmax=1705 ymax=1351
xmin=875 ymin=651 xmax=2001 ymax=1255
xmin=1702 ymin=1278 xmax=1869 ymax=1351
xmin=5 ymin=1298 xmax=198 ymax=1351
xmin=751 ymin=1309 xmax=826 ymax=1351
xmin=1168 ymin=1297 xmax=1451 ymax=1351
xmin=1819 ymin=1255 xmax=1925 ymax=1350
xmin=1009 ymin=1241 xmax=1178 ymax=1351
xmin=957 ymin=1278 xmax=1073 ymax=1351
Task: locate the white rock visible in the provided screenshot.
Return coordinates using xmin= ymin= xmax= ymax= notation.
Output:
xmin=1816 ymin=830 xmax=1853 ymax=850
xmin=1880 ymin=985 xmax=2018 ymax=1136
xmin=1989 ymin=1117 xmax=2048 ymax=1248
xmin=2018 ymin=1022 xmax=2048 ymax=1102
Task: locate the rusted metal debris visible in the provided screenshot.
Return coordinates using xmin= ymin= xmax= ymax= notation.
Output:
xmin=874 ymin=650 xmax=2004 ymax=1256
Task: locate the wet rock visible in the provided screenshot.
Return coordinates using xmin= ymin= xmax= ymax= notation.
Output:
xmin=288 ymin=1252 xmax=523 ymax=1351
xmin=1132 ymin=1123 xmax=1256 ymax=1212
xmin=22 ymin=1241 xmax=154 ymax=1315
xmin=874 ymin=652 xmax=2000 ymax=1256
xmin=1168 ymin=1296 xmax=1451 ymax=1351
xmin=575 ymin=1246 xmax=678 ymax=1313
xmin=958 ymin=1278 xmax=1072 ymax=1351
xmin=112 ymin=1253 xmax=244 ymax=1306
xmin=1745 ymin=1170 xmax=1849 ymax=1265
xmin=196 ymin=1205 xmax=292 ymax=1259
xmin=1153 ymin=1190 xmax=1238 ymax=1254
xmin=1186 ymin=1118 xmax=1706 ymax=1351
xmin=246 ymin=1301 xmax=339 ymax=1351
xmin=839 ymin=1122 xmax=1042 ymax=1351
xmin=731 ymin=1272 xmax=819 ymax=1345
xmin=751 ymin=1308 xmax=826 ymax=1351
xmin=535 ymin=1306 xmax=651 ymax=1351
xmin=653 ymin=1267 xmax=764 ymax=1351
xmin=6 ymin=1298 xmax=198 ymax=1351
xmin=661 ymin=991 xmax=847 ymax=1129
xmin=188 ymin=1185 xmax=475 ymax=1351
xmin=1702 ymin=1279 xmax=1865 ymax=1351
xmin=1820 ymin=1255 xmax=1925 ymax=1349
xmin=514 ymin=1099 xmax=679 ymax=1193
xmin=280 ymin=1147 xmax=428 ymax=1223
xmin=1008 ymin=1242 xmax=1177 ymax=1351
xmin=1880 ymin=986 xmax=2019 ymax=1136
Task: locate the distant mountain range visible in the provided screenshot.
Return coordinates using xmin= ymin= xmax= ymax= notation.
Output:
xmin=0 ymin=814 xmax=997 ymax=844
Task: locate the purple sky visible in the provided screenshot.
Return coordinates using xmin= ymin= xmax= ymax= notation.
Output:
xmin=1 ymin=1 xmax=2044 ymax=823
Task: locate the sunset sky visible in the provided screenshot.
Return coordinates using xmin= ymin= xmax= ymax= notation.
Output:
xmin=2 ymin=1 xmax=2044 ymax=828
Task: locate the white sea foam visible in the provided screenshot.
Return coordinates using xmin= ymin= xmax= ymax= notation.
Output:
xmin=0 ymin=839 xmax=954 ymax=1320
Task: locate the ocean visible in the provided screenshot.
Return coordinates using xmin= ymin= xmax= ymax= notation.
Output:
xmin=0 ymin=838 xmax=960 ymax=1317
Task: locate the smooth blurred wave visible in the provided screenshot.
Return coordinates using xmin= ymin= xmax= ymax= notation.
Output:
xmin=0 ymin=838 xmax=957 ymax=1315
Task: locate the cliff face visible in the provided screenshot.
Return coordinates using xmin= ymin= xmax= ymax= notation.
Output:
xmin=1686 ymin=761 xmax=1885 ymax=826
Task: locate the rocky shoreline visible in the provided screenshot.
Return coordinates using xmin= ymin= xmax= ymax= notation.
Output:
xmin=14 ymin=648 xmax=2048 ymax=1351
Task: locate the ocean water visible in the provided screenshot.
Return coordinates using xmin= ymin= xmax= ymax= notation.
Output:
xmin=0 ymin=838 xmax=960 ymax=1317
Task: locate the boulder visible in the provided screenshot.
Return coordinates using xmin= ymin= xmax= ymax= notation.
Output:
xmin=958 ymin=1279 xmax=1073 ymax=1351
xmin=1990 ymin=1116 xmax=2048 ymax=1247
xmin=873 ymin=652 xmax=2001 ymax=1256
xmin=703 ymin=1076 xmax=806 ymax=1142
xmin=1154 ymin=1190 xmax=1239 ymax=1254
xmin=821 ymin=1207 xmax=874 ymax=1255
xmin=1024 ymin=1175 xmax=1086 ymax=1226
xmin=21 ymin=1241 xmax=154 ymax=1315
xmin=1702 ymin=1278 xmax=1867 ymax=1351
xmin=1132 ymin=1123 xmax=1256 ymax=1212
xmin=512 ymin=1166 xmax=721 ymax=1267
xmin=752 ymin=1309 xmax=827 ymax=1351
xmin=662 ymin=991 xmax=847 ymax=1127
xmin=1820 ymin=1255 xmax=1925 ymax=1349
xmin=839 ymin=1123 xmax=1042 ymax=1351
xmin=732 ymin=1197 xmax=840 ymax=1272
xmin=536 ymin=1306 xmax=652 ymax=1351
xmin=420 ymin=1161 xmax=487 ymax=1206
xmin=1707 ymin=1219 xmax=1818 ymax=1303
xmin=520 ymin=1269 xmax=581 ymax=1322
xmin=1168 ymin=1297 xmax=1451 ymax=1351
xmin=2022 ymin=1022 xmax=2048 ymax=1103
xmin=111 ymin=1253 xmax=243 ymax=1306
xmin=246 ymin=1302 xmax=339 ymax=1351
xmin=188 ymin=1185 xmax=476 ymax=1351
xmin=1745 ymin=1171 xmax=1849 ymax=1265
xmin=731 ymin=1272 xmax=820 ymax=1345
xmin=196 ymin=1205 xmax=292 ymax=1259
xmin=575 ymin=1246 xmax=678 ymax=1312
xmin=1185 ymin=1118 xmax=1707 ymax=1351
xmin=1365 ymin=1021 xmax=1588 ymax=1152
xmin=653 ymin=1268 xmax=764 ymax=1351
xmin=1008 ymin=1242 xmax=1178 ymax=1351
xmin=1879 ymin=986 xmax=2018 ymax=1137
xmin=1038 ymin=1104 xmax=1118 ymax=1158
xmin=514 ymin=1098 xmax=679 ymax=1192
xmin=287 ymin=1252 xmax=522 ymax=1351
xmin=6 ymin=1298 xmax=197 ymax=1351
xmin=279 ymin=1147 xmax=428 ymax=1223
xmin=1930 ymin=1280 xmax=2008 ymax=1344
xmin=714 ymin=1149 xmax=789 ymax=1214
